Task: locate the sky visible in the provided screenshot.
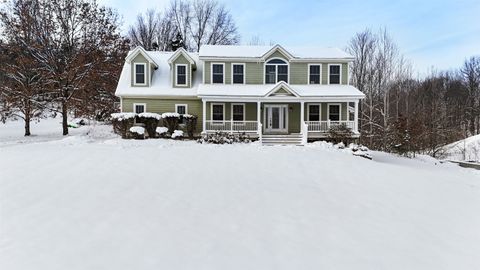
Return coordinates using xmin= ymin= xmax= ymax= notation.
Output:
xmin=98 ymin=0 xmax=480 ymax=76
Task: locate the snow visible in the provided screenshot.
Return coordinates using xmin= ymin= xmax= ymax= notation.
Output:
xmin=199 ymin=45 xmax=354 ymax=59
xmin=171 ymin=129 xmax=183 ymax=138
xmin=129 ymin=126 xmax=145 ymax=134
xmin=443 ymin=134 xmax=480 ymax=162
xmin=1 ymin=118 xmax=480 ymax=270
xmin=111 ymin=112 xmax=136 ymax=120
xmin=156 ymin=126 xmax=168 ymax=134
xmin=161 ymin=112 xmax=180 ymax=118
xmin=138 ymin=112 xmax=161 ymax=120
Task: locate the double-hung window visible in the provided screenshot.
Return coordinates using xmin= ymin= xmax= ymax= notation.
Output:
xmin=328 ymin=104 xmax=341 ymax=121
xmin=211 ymin=103 xmax=224 ymax=121
xmin=309 ymin=65 xmax=321 ymax=84
xmin=329 ymin=64 xmax=341 ymax=84
xmin=176 ymin=65 xmax=187 ymax=86
xmin=232 ymin=104 xmax=245 ymax=121
xmin=134 ymin=103 xmax=146 ymax=114
xmin=176 ymin=104 xmax=188 ymax=124
xmin=134 ymin=63 xmax=146 ymax=85
xmin=308 ymin=105 xmax=320 ymax=121
xmin=265 ymin=59 xmax=288 ymax=84
xmin=212 ymin=64 xmax=224 ymax=84
xmin=232 ymin=64 xmax=245 ymax=84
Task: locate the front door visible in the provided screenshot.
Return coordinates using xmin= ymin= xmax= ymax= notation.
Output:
xmin=264 ymin=105 xmax=288 ymax=133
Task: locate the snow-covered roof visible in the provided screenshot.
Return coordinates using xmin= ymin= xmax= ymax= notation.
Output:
xmin=115 ymin=51 xmax=201 ymax=97
xmin=199 ymin=45 xmax=353 ymax=60
xmin=197 ymin=82 xmax=365 ymax=98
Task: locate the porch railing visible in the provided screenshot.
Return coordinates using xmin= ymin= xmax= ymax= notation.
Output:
xmin=306 ymin=120 xmax=356 ymax=132
xmin=205 ymin=120 xmax=258 ymax=133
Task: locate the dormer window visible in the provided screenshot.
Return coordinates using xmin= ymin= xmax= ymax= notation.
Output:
xmin=176 ymin=64 xmax=187 ymax=86
xmin=265 ymin=59 xmax=288 ymax=84
xmin=328 ymin=64 xmax=341 ymax=84
xmin=212 ymin=63 xmax=224 ymax=84
xmin=134 ymin=63 xmax=147 ymax=85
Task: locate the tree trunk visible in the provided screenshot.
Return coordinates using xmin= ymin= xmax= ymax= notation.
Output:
xmin=62 ymin=101 xmax=69 ymax=135
xmin=24 ymin=114 xmax=31 ymax=136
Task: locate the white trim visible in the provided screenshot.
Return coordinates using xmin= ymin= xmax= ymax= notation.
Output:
xmin=120 ymin=97 xmax=123 ymax=112
xmin=175 ymin=104 xmax=188 ymax=115
xmin=167 ymin=48 xmax=195 ymax=65
xmin=126 ymin=46 xmax=159 ymax=67
xmin=263 ymin=104 xmax=288 ymax=133
xmin=261 ymin=44 xmax=295 ymax=61
xmin=210 ymin=102 xmax=225 ymax=121
xmin=133 ymin=103 xmax=147 ymax=113
xmin=327 ymin=64 xmax=342 ymax=85
xmin=307 ymin=103 xmax=322 ymax=121
xmin=307 ymin=64 xmax=322 ymax=85
xmin=211 ymin=63 xmax=225 ymax=84
xmin=175 ymin=64 xmax=188 ymax=86
xmin=231 ymin=63 xmax=246 ymax=85
xmin=203 ymin=61 xmax=206 ymax=84
xmin=231 ymin=103 xmax=245 ymax=121
xmin=263 ymin=57 xmax=289 ymax=85
xmin=264 ymin=81 xmax=300 ymax=98
xmin=327 ymin=103 xmax=342 ymax=121
xmin=133 ymin=63 xmax=147 ymax=86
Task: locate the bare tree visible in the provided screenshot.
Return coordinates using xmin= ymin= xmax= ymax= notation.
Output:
xmin=461 ymin=56 xmax=480 ymax=135
xmin=128 ymin=9 xmax=160 ymax=50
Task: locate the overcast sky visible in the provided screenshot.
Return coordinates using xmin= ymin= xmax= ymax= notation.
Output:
xmin=98 ymin=0 xmax=480 ymax=76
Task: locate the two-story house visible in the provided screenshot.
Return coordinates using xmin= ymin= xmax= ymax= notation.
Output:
xmin=115 ymin=45 xmax=365 ymax=145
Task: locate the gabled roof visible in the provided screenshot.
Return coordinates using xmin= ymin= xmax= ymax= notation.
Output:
xmin=125 ymin=46 xmax=159 ymax=68
xmin=265 ymin=82 xmax=299 ymax=97
xmin=261 ymin=44 xmax=294 ymax=61
xmin=168 ymin=48 xmax=196 ymax=66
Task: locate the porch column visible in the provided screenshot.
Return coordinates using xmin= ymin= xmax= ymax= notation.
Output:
xmin=354 ymin=100 xmax=359 ymax=132
xmin=257 ymin=101 xmax=261 ymax=136
xmin=202 ymin=99 xmax=207 ymax=133
xmin=300 ymin=101 xmax=305 ymax=124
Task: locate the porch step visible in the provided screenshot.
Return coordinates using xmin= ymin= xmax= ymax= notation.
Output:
xmin=262 ymin=134 xmax=303 ymax=146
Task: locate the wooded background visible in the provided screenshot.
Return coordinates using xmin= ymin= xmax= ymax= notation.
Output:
xmin=1 ymin=0 xmax=479 ymax=157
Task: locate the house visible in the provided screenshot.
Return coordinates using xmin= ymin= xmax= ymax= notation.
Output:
xmin=115 ymin=45 xmax=365 ymax=145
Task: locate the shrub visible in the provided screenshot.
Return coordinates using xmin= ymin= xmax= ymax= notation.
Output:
xmin=328 ymin=124 xmax=354 ymax=144
xmin=156 ymin=126 xmax=169 ymax=138
xmin=138 ymin=113 xmax=161 ymax=138
xmin=111 ymin=113 xmax=136 ymax=139
xmin=129 ymin=126 xmax=145 ymax=140
xmin=161 ymin=112 xmax=180 ymax=134
xmin=171 ymin=130 xmax=184 ymax=139
xmin=197 ymin=131 xmax=251 ymax=144
xmin=183 ymin=114 xmax=198 ymax=139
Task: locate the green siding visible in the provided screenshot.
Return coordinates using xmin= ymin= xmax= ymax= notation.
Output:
xmin=206 ymin=102 xmax=258 ymax=121
xmin=172 ymin=54 xmax=191 ymax=88
xmin=322 ymin=63 xmax=349 ymax=85
xmin=122 ymin=98 xmax=203 ymax=132
xmin=245 ymin=62 xmax=263 ymax=84
xmin=290 ymin=63 xmax=308 ymax=84
xmin=131 ymin=53 xmax=150 ymax=87
xmin=306 ymin=102 xmax=348 ymax=121
xmin=265 ymin=50 xmax=290 ymax=61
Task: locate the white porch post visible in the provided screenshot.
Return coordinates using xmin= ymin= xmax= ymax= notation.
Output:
xmin=300 ymin=101 xmax=305 ymax=124
xmin=202 ymin=99 xmax=207 ymax=133
xmin=354 ymin=100 xmax=359 ymax=132
xmin=257 ymin=101 xmax=261 ymax=137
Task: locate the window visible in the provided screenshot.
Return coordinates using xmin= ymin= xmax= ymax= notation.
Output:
xmin=232 ymin=64 xmax=245 ymax=84
xmin=309 ymin=65 xmax=321 ymax=84
xmin=329 ymin=64 xmax=341 ymax=84
xmin=134 ymin=63 xmax=146 ymax=85
xmin=133 ymin=103 xmax=146 ymax=114
xmin=176 ymin=65 xmax=187 ymax=86
xmin=176 ymin=104 xmax=188 ymax=124
xmin=328 ymin=104 xmax=340 ymax=121
xmin=232 ymin=104 xmax=245 ymax=121
xmin=212 ymin=63 xmax=224 ymax=84
xmin=308 ymin=105 xmax=320 ymax=121
xmin=265 ymin=59 xmax=288 ymax=84
xmin=211 ymin=103 xmax=224 ymax=121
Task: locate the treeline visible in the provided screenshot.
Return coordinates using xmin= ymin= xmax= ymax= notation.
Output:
xmin=347 ymin=29 xmax=480 ymax=157
xmin=0 ymin=0 xmax=240 ymax=136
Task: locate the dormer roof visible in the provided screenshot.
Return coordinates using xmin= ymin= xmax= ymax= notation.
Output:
xmin=168 ymin=48 xmax=196 ymax=67
xmin=125 ymin=46 xmax=159 ymax=68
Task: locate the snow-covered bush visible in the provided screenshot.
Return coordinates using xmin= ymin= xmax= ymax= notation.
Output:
xmin=335 ymin=142 xmax=346 ymax=149
xmin=161 ymin=112 xmax=180 ymax=134
xmin=328 ymin=124 xmax=354 ymax=144
xmin=129 ymin=126 xmax=145 ymax=140
xmin=111 ymin=113 xmax=136 ymax=138
xmin=171 ymin=130 xmax=184 ymax=139
xmin=197 ymin=132 xmax=251 ymax=144
xmin=156 ymin=127 xmax=169 ymax=138
xmin=138 ymin=113 xmax=161 ymax=138
xmin=183 ymin=114 xmax=198 ymax=139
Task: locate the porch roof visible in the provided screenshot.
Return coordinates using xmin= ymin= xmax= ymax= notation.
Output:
xmin=197 ymin=83 xmax=365 ymax=99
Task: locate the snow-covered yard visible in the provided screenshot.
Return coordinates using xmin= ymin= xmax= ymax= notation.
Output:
xmin=1 ymin=119 xmax=480 ymax=270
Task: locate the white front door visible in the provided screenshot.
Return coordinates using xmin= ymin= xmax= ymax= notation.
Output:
xmin=264 ymin=105 xmax=288 ymax=133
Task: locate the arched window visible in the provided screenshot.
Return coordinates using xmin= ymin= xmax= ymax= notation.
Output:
xmin=265 ymin=59 xmax=288 ymax=84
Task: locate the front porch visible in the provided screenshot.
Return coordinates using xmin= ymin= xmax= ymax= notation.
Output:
xmin=201 ymin=100 xmax=360 ymax=144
